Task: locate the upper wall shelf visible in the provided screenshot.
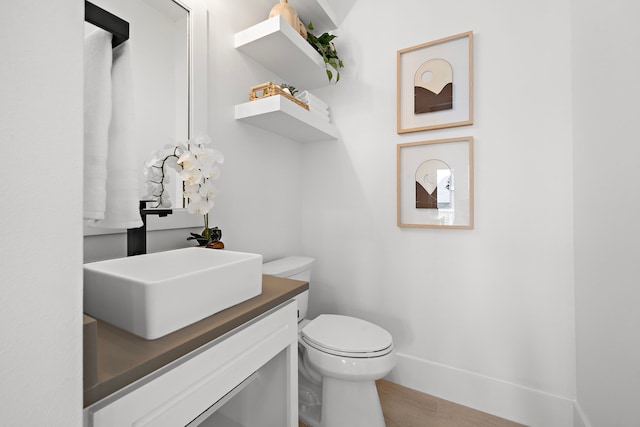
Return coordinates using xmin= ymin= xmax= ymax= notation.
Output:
xmin=235 ymin=15 xmax=330 ymax=89
xmin=286 ymin=0 xmax=338 ymax=34
xmin=243 ymin=0 xmax=338 ymax=34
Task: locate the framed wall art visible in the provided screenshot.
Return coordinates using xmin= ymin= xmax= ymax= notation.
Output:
xmin=397 ymin=31 xmax=473 ymax=134
xmin=397 ymin=136 xmax=474 ymax=229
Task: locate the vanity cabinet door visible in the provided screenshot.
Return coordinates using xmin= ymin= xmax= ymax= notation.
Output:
xmin=85 ymin=301 xmax=297 ymax=427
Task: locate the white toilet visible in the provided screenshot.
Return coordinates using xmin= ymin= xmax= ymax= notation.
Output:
xmin=262 ymin=256 xmax=396 ymax=427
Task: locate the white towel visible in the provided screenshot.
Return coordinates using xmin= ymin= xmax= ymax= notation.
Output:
xmin=296 ymin=91 xmax=329 ymax=111
xmin=92 ymin=41 xmax=143 ymax=229
xmin=309 ymin=105 xmax=330 ymax=118
xmin=83 ymin=26 xmax=112 ymax=221
xmin=302 ymin=99 xmax=330 ymax=115
xmin=296 ymin=92 xmax=330 ymax=118
xmin=309 ymin=108 xmax=331 ymax=123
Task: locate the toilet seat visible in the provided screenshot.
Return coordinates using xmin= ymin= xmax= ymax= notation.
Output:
xmin=301 ymin=314 xmax=393 ymax=358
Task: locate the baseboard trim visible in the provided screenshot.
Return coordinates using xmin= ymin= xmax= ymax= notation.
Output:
xmin=386 ymin=352 xmax=575 ymax=427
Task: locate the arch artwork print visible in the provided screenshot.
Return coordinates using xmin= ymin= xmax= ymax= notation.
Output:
xmin=397 ymin=137 xmax=473 ymax=229
xmin=414 ymin=59 xmax=453 ymax=114
xmin=415 ymin=159 xmax=452 ymax=209
xmin=397 ymin=31 xmax=473 ymax=133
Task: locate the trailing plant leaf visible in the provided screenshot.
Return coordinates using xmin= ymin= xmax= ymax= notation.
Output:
xmin=305 ymin=21 xmax=344 ymax=83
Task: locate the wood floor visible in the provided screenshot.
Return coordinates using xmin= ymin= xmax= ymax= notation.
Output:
xmin=299 ymin=380 xmax=526 ymax=427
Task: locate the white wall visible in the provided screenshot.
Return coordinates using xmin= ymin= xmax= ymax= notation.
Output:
xmin=572 ymin=0 xmax=640 ymax=426
xmin=302 ymin=0 xmax=576 ymax=425
xmin=0 ymin=1 xmax=83 ymax=426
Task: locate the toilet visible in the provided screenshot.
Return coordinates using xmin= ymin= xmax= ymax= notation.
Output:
xmin=262 ymin=257 xmax=396 ymax=427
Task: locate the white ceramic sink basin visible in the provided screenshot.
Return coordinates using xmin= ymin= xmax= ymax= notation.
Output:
xmin=83 ymin=248 xmax=263 ymax=340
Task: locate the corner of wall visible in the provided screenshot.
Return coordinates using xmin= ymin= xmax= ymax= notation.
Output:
xmin=573 ymin=401 xmax=591 ymax=427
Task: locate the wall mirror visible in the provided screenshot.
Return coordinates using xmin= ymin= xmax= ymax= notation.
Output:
xmin=84 ymin=0 xmax=207 ymax=236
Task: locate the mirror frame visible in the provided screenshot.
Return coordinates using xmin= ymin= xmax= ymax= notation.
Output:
xmin=84 ymin=0 xmax=208 ymax=236
xmin=178 ymin=0 xmax=208 ymax=141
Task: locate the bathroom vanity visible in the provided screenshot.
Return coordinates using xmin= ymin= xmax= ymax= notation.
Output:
xmin=83 ymin=275 xmax=308 ymax=427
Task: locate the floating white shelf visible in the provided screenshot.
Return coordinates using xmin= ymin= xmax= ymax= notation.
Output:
xmin=235 ymin=95 xmax=338 ymax=142
xmin=287 ymin=0 xmax=338 ymax=34
xmin=234 ymin=15 xmax=332 ymax=89
xmin=245 ymin=0 xmax=338 ymax=34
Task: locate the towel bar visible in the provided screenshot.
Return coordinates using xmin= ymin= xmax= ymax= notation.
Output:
xmin=85 ymin=1 xmax=129 ymax=48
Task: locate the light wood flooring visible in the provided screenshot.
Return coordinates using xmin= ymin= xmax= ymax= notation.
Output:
xmin=299 ymin=380 xmax=526 ymax=427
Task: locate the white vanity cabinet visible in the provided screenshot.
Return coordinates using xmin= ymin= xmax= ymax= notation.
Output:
xmin=84 ymin=300 xmax=298 ymax=427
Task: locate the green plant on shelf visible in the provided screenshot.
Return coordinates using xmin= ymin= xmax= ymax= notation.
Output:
xmin=279 ymin=83 xmax=298 ymax=96
xmin=305 ymin=21 xmax=344 ymax=83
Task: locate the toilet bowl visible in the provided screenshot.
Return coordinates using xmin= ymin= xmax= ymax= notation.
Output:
xmin=263 ymin=257 xmax=397 ymax=427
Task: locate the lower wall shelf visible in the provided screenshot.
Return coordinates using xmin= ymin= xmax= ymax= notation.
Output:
xmin=235 ymin=95 xmax=338 ymax=143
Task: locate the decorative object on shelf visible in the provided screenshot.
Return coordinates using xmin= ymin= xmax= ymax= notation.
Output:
xmin=268 ymin=0 xmax=299 ymax=30
xmin=249 ymin=82 xmax=310 ymax=111
xmin=279 ymin=83 xmax=298 ymax=96
xmin=397 ymin=31 xmax=473 ymax=134
xmin=297 ymin=18 xmax=307 ymax=40
xmin=296 ymin=90 xmax=331 ymax=123
xmin=206 ymin=239 xmax=225 ymax=249
xmin=189 ymin=224 xmax=224 ymax=248
xmin=143 ymin=134 xmax=225 ymax=245
xmin=305 ymin=21 xmax=344 ymax=83
xmin=397 ymin=136 xmax=474 ymax=229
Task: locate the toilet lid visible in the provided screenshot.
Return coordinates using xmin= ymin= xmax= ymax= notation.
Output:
xmin=301 ymin=314 xmax=393 ymax=355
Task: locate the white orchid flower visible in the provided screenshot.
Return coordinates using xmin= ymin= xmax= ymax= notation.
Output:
xmin=159 ymin=195 xmax=172 ymax=208
xmin=144 ymin=166 xmax=163 ymax=181
xmin=177 ymin=151 xmax=201 ymax=171
xmin=198 ymin=181 xmax=216 ymax=199
xmin=184 ymin=182 xmax=200 ymax=196
xmin=196 ymin=147 xmax=215 ymax=164
xmin=164 ymin=156 xmax=179 ymax=171
xmin=187 ymin=198 xmax=213 ymax=215
xmin=180 ymin=168 xmax=203 ymax=186
xmin=144 ymin=135 xmax=221 ymax=222
xmin=144 ymin=181 xmax=162 ymax=195
xmin=188 ymin=191 xmax=203 ymax=203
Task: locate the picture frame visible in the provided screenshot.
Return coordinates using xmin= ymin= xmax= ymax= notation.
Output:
xmin=397 ymin=31 xmax=473 ymax=134
xmin=397 ymin=137 xmax=474 ymax=229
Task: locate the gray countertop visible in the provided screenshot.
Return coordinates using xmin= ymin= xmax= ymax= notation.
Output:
xmin=83 ymin=274 xmax=308 ymax=408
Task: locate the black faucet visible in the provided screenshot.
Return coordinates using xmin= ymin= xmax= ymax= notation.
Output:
xmin=127 ymin=200 xmax=173 ymax=256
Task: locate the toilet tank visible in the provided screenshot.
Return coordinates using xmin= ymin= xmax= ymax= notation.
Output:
xmin=263 ymin=256 xmax=314 ymax=321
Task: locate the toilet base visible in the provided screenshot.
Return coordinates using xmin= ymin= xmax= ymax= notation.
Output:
xmin=298 ymin=374 xmax=322 ymax=427
xmin=320 ymin=377 xmax=385 ymax=427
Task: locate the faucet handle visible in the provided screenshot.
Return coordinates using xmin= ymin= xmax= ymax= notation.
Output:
xmin=139 ymin=199 xmax=156 ymax=209
xmin=139 ymin=199 xmax=173 ymax=217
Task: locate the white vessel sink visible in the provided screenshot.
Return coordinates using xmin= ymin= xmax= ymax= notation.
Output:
xmin=83 ymin=248 xmax=263 ymax=340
